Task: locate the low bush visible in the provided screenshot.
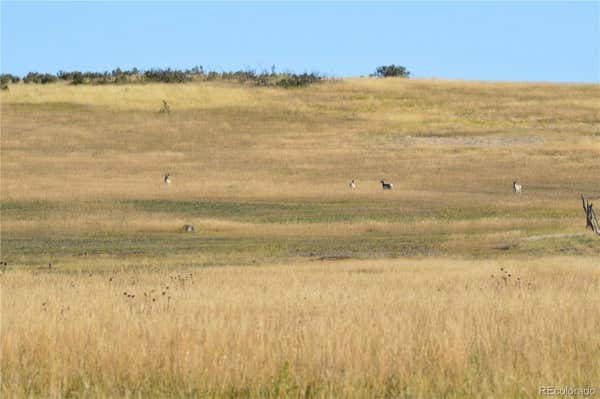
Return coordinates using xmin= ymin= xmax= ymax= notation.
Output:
xmin=23 ymin=72 xmax=58 ymax=84
xmin=16 ymin=66 xmax=326 ymax=88
xmin=1 ymin=74 xmax=21 ymax=85
xmin=276 ymin=73 xmax=322 ymax=88
xmin=373 ymin=65 xmax=410 ymax=78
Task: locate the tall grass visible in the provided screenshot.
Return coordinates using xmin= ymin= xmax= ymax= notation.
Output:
xmin=2 ymin=258 xmax=599 ymax=398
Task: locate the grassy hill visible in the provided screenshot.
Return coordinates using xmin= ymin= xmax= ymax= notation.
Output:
xmin=1 ymin=79 xmax=599 ymax=397
xmin=2 ymin=79 xmax=599 ymax=267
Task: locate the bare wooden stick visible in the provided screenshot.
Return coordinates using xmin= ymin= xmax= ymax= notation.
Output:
xmin=592 ymin=207 xmax=600 ymax=235
xmin=581 ymin=195 xmax=600 ymax=235
xmin=159 ymin=100 xmax=171 ymax=114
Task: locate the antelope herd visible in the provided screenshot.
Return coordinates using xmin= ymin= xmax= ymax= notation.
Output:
xmin=159 ymin=174 xmax=600 ymax=237
xmin=163 ymin=175 xmax=522 ymax=194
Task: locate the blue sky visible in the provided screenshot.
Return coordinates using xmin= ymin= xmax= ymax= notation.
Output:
xmin=1 ymin=2 xmax=598 ymax=82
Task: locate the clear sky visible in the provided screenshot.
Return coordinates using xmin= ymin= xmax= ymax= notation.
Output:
xmin=1 ymin=1 xmax=598 ymax=82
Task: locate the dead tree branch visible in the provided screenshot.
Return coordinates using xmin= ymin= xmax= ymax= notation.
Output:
xmin=581 ymin=195 xmax=600 ymax=235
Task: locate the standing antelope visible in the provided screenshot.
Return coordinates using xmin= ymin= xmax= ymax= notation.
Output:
xmin=164 ymin=173 xmax=172 ymax=185
xmin=513 ymin=180 xmax=522 ymax=194
xmin=182 ymin=224 xmax=195 ymax=232
xmin=380 ymin=180 xmax=393 ymax=190
xmin=349 ymin=179 xmax=357 ymax=189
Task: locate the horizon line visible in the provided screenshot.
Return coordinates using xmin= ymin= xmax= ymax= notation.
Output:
xmin=2 ymin=67 xmax=598 ymax=85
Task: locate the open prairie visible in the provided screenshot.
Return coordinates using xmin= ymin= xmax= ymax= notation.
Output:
xmin=1 ymin=78 xmax=600 ymax=397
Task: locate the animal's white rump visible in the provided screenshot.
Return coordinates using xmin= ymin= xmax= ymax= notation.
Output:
xmin=380 ymin=180 xmax=393 ymax=190
xmin=513 ymin=180 xmax=522 ymax=194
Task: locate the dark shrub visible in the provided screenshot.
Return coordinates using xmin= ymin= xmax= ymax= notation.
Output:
xmin=71 ymin=72 xmax=84 ymax=85
xmin=23 ymin=72 xmax=58 ymax=84
xmin=1 ymin=74 xmax=21 ymax=84
xmin=57 ymin=70 xmax=73 ymax=81
xmin=373 ymin=65 xmax=410 ymax=78
xmin=276 ymin=73 xmax=322 ymax=88
xmin=15 ymin=66 xmax=324 ymax=88
xmin=143 ymin=68 xmax=191 ymax=83
xmin=1 ymin=74 xmax=21 ymax=89
xmin=187 ymin=65 xmax=204 ymax=75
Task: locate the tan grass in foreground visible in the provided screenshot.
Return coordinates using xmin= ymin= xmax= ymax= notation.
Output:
xmin=2 ymin=257 xmax=599 ymax=398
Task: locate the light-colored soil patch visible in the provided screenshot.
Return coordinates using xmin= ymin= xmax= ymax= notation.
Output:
xmin=396 ymin=134 xmax=545 ymax=147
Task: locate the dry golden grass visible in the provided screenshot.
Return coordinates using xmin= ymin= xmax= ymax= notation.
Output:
xmin=1 ymin=78 xmax=599 ymax=397
xmin=2 ymin=258 xmax=599 ymax=398
xmin=2 ymin=79 xmax=599 ymax=203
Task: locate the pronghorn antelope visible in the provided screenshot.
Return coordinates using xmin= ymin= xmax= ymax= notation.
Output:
xmin=182 ymin=224 xmax=195 ymax=232
xmin=164 ymin=173 xmax=171 ymax=184
xmin=380 ymin=180 xmax=393 ymax=190
xmin=349 ymin=179 xmax=357 ymax=189
xmin=513 ymin=180 xmax=522 ymax=194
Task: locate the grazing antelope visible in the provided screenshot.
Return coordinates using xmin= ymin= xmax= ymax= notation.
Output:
xmin=349 ymin=179 xmax=357 ymax=189
xmin=380 ymin=180 xmax=393 ymax=190
xmin=513 ymin=180 xmax=522 ymax=194
xmin=182 ymin=224 xmax=195 ymax=232
xmin=164 ymin=173 xmax=171 ymax=185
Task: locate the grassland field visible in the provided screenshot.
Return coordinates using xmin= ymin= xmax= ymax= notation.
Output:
xmin=1 ymin=78 xmax=599 ymax=398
